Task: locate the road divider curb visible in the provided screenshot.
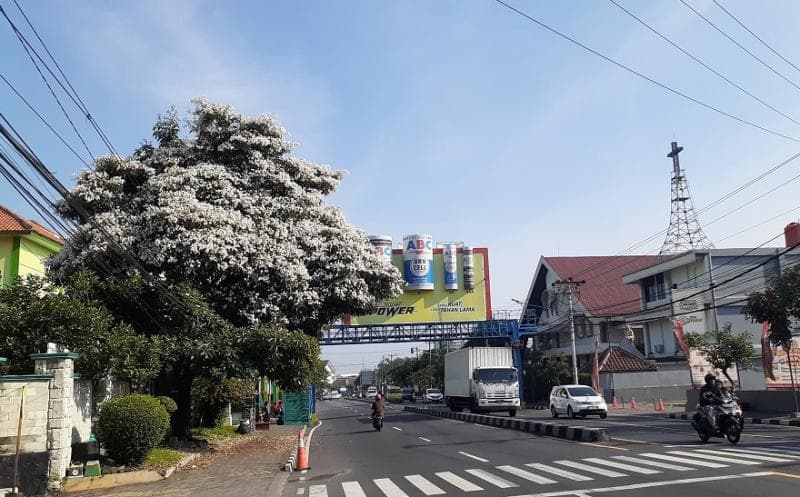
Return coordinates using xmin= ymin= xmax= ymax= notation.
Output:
xmin=403 ymin=406 xmax=610 ymax=442
xmin=666 ymin=413 xmax=800 ymax=426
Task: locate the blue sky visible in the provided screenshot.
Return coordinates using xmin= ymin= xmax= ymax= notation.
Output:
xmin=3 ymin=1 xmax=800 ymax=372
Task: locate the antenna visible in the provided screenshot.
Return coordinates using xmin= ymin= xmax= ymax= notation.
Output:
xmin=660 ymin=141 xmax=714 ymax=255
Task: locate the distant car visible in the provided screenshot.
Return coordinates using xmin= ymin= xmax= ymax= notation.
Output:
xmin=550 ymin=385 xmax=608 ymax=419
xmin=401 ymin=388 xmax=415 ymax=403
xmin=423 ymin=388 xmax=443 ymax=403
xmin=330 ymin=391 xmax=342 ymax=400
xmin=386 ymin=386 xmax=402 ymax=403
xmin=366 ymin=387 xmax=378 ymax=399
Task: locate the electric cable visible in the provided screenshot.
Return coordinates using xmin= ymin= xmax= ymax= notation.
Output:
xmin=492 ymin=0 xmax=800 ymax=143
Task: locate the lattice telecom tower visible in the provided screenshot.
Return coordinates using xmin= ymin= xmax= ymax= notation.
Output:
xmin=659 ymin=141 xmax=713 ymax=255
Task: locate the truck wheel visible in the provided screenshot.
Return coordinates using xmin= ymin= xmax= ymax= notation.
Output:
xmin=508 ymin=409 xmax=517 ymax=417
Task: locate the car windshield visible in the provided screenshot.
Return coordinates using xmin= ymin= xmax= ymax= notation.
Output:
xmin=567 ymin=387 xmax=599 ymax=397
xmin=426 ymin=389 xmax=441 ymax=394
xmin=477 ymin=369 xmax=517 ymax=383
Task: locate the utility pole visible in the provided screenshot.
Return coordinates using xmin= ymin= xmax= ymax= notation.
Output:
xmin=553 ymin=278 xmax=585 ymax=385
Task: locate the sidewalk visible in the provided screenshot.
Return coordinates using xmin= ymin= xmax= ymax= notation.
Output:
xmin=65 ymin=426 xmax=297 ymax=497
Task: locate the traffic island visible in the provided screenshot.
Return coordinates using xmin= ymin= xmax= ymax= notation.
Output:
xmin=404 ymin=406 xmax=610 ymax=442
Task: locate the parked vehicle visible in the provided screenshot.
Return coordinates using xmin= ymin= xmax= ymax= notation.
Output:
xmin=401 ymin=388 xmax=416 ymax=402
xmin=330 ymin=391 xmax=342 ymax=400
xmin=549 ymin=385 xmax=608 ymax=419
xmin=386 ymin=386 xmax=402 ymax=403
xmin=691 ymin=391 xmax=743 ymax=444
xmin=444 ymin=347 xmax=520 ymax=416
xmin=372 ymin=413 xmax=383 ymax=431
xmin=366 ymin=386 xmax=378 ymax=399
xmin=423 ymin=388 xmax=443 ymax=403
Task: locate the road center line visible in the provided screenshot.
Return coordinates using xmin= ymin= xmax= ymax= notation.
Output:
xmin=419 ymin=436 xmax=432 ymax=442
xmin=393 ymin=427 xmax=403 ymax=431
xmin=458 ymin=451 xmax=489 ymax=462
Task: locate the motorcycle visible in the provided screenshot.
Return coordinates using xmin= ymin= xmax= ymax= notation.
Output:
xmin=691 ymin=393 xmax=744 ymax=444
xmin=372 ymin=413 xmax=383 ymax=432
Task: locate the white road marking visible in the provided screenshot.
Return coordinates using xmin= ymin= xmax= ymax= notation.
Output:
xmin=638 ymin=452 xmax=728 ymax=468
xmin=308 ymin=484 xmax=328 ymax=497
xmin=734 ymin=447 xmax=800 ymax=458
xmin=374 ymin=478 xmax=409 ymax=497
xmin=465 ymin=468 xmax=518 ymax=488
xmin=667 ymin=450 xmax=761 ymax=465
xmin=297 ymin=489 xmax=305 ymax=495
xmin=742 ymin=433 xmax=777 ymax=438
xmin=504 ymin=471 xmax=772 ymax=497
xmin=526 ymin=463 xmax=594 ymax=481
xmin=459 ymin=451 xmax=489 ymax=463
xmin=692 ymin=448 xmax=792 ymax=462
xmin=342 ymin=481 xmax=367 ymax=497
xmin=300 ymin=477 xmax=307 ymax=481
xmin=405 ymin=474 xmax=446 ymax=495
xmin=435 ymin=471 xmax=484 ymax=491
xmin=393 ymin=427 xmax=403 ymax=431
xmin=582 ymin=457 xmax=660 ymax=475
xmin=418 ymin=437 xmax=432 ymax=442
xmin=611 ymin=455 xmax=695 ymax=471
xmin=553 ymin=460 xmax=627 ymax=478
xmin=301 ymin=470 xmax=308 ymax=474
xmin=496 ymin=465 xmax=557 ymax=484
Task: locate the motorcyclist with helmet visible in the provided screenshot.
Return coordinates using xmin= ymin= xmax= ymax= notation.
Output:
xmin=698 ymin=373 xmax=722 ymax=428
xmin=371 ymin=393 xmax=385 ymax=417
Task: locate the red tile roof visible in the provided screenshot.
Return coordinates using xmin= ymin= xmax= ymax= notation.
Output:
xmin=599 ymin=346 xmax=657 ymax=373
xmin=0 ymin=205 xmax=63 ymax=244
xmin=544 ymin=256 xmax=661 ymax=316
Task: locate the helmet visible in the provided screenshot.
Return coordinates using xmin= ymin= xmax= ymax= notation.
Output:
xmin=375 ymin=394 xmax=382 ymax=400
xmin=704 ymin=373 xmax=715 ymax=384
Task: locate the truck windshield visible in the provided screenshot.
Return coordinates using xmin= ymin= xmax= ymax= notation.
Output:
xmin=477 ymin=369 xmax=517 ymax=383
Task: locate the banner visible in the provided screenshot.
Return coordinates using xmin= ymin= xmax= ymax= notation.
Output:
xmin=592 ymin=339 xmax=600 ymax=392
xmin=765 ymin=337 xmax=800 ymax=389
xmin=761 ymin=322 xmax=776 ymax=382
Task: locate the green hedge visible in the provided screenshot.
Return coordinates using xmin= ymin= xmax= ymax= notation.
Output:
xmin=157 ymin=395 xmax=178 ymax=414
xmin=97 ymin=394 xmax=170 ymax=464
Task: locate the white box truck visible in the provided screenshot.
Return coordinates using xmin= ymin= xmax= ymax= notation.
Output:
xmin=444 ymin=347 xmax=520 ymax=416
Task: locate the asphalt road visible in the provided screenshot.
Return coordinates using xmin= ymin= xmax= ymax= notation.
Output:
xmin=284 ymin=399 xmax=800 ymax=497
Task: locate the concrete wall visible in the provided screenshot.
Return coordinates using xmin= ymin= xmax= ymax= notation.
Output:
xmin=684 ymin=388 xmax=800 ymax=413
xmin=0 ymin=379 xmax=51 ymax=496
xmin=599 ymin=363 xmax=692 ymax=403
xmin=71 ymin=377 xmax=129 ymax=444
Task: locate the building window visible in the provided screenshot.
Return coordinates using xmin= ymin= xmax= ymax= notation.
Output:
xmin=643 ymin=273 xmax=666 ymax=302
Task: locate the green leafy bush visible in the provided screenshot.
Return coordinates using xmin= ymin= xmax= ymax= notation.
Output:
xmin=156 ymin=396 xmax=178 ymax=415
xmin=97 ymin=394 xmax=170 ymax=464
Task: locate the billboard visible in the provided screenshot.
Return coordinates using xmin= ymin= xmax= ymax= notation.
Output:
xmin=671 ymin=289 xmax=738 ymax=388
xmin=764 ymin=337 xmax=800 ymax=388
xmin=345 ymin=247 xmax=492 ymax=325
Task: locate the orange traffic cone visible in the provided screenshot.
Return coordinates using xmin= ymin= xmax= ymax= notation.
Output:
xmin=657 ymin=398 xmax=665 ymax=412
xmin=611 ymin=396 xmax=618 ymax=408
xmin=295 ymin=431 xmax=310 ymax=470
xmin=630 ymin=397 xmax=638 ymax=409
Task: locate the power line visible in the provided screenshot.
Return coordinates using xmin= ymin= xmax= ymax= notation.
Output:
xmin=564 ymin=150 xmax=800 ymax=282
xmin=492 ymin=0 xmax=800 ymax=143
xmin=716 ymin=204 xmax=800 ymax=244
xmin=711 ymin=0 xmax=800 ymax=76
xmin=679 ymin=0 xmax=800 ymax=94
xmin=0 ymin=73 xmax=92 ymax=166
xmin=608 ymin=0 xmax=800 ymax=128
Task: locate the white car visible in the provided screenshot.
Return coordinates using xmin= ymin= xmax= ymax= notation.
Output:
xmin=366 ymin=387 xmax=378 ymax=399
xmin=423 ymin=388 xmax=443 ymax=403
xmin=550 ymin=385 xmax=608 ymax=419
xmin=330 ymin=391 xmax=342 ymax=400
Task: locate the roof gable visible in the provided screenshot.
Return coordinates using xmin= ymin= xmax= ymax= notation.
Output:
xmin=0 ymin=205 xmax=63 ymax=245
xmin=543 ymin=256 xmax=661 ymax=316
xmin=599 ymin=346 xmax=657 ymax=373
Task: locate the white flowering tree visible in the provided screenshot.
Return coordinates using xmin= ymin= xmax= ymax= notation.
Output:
xmin=53 ymin=99 xmax=402 ymax=334
xmin=50 ymin=100 xmax=402 ymax=435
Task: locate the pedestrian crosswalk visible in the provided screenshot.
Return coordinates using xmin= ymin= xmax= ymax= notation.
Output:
xmin=297 ymin=446 xmax=800 ymax=497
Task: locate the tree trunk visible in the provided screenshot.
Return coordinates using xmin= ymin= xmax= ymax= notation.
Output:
xmin=722 ymin=368 xmax=736 ymax=390
xmin=174 ymin=364 xmax=194 ymax=438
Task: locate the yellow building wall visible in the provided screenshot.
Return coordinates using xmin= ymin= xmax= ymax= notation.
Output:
xmin=0 ymin=237 xmax=11 ymax=286
xmin=17 ymin=237 xmax=52 ymax=277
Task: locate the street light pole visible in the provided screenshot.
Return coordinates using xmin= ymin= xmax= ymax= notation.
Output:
xmin=554 ymin=278 xmax=585 ymax=385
